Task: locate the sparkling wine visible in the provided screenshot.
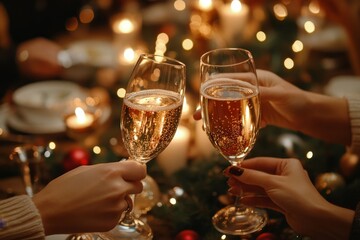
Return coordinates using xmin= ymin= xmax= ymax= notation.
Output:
xmin=201 ymin=78 xmax=260 ymax=164
xmin=121 ymin=89 xmax=183 ymax=164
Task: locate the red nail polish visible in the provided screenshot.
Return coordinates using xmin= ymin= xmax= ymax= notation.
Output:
xmin=229 ymin=166 xmax=244 ymax=176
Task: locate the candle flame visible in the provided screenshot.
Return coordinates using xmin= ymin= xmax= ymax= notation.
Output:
xmin=75 ymin=107 xmax=87 ymax=123
xmin=231 ymin=0 xmax=242 ymax=12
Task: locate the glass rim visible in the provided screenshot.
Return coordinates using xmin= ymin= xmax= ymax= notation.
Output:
xmin=200 ymin=48 xmax=253 ymax=67
xmin=139 ymin=53 xmax=186 ymax=67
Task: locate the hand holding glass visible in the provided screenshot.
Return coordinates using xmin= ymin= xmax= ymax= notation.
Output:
xmin=100 ymin=54 xmax=186 ymax=239
xmin=200 ymin=48 xmax=267 ymax=235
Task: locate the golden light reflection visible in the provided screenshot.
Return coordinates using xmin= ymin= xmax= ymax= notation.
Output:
xmin=309 ymin=1 xmax=320 ymax=14
xmin=273 ymin=3 xmax=287 ymax=20
xmin=198 ymin=0 xmax=213 ymax=11
xmin=304 ymin=20 xmax=315 ymax=33
xmin=292 ymin=40 xmax=303 ymax=52
xmin=66 ymin=17 xmax=78 ymax=31
xmin=230 ymin=0 xmax=242 ymax=12
xmin=256 ymin=31 xmax=266 ymax=42
xmin=182 ymin=38 xmax=193 ymax=50
xmin=79 ymin=6 xmax=94 ymax=24
xmin=174 ymin=0 xmax=186 ymax=11
xmin=284 ymin=58 xmax=294 ymax=69
xmin=117 ymin=88 xmax=126 ymax=98
xmin=116 ymin=18 xmax=135 ymax=34
xmin=93 ymin=146 xmax=101 ymax=154
xmin=48 ymin=142 xmax=56 ymax=150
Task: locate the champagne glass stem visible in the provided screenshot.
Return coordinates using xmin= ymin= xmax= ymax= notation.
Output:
xmin=119 ymin=194 xmax=136 ymax=227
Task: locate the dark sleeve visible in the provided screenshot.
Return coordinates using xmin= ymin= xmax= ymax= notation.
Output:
xmin=349 ymin=202 xmax=360 ymax=240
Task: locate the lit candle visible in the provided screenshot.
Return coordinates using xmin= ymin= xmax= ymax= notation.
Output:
xmin=157 ymin=125 xmax=190 ymax=176
xmin=219 ymin=0 xmax=249 ymax=43
xmin=66 ymin=107 xmax=95 ymax=130
xmin=181 ymin=96 xmax=191 ymax=120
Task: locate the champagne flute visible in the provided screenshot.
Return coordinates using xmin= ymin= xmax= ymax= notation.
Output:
xmin=100 ymin=53 xmax=186 ymax=239
xmin=200 ymin=48 xmax=267 ymax=235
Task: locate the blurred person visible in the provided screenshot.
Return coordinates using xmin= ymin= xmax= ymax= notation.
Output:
xmin=0 ymin=160 xmax=146 ymax=239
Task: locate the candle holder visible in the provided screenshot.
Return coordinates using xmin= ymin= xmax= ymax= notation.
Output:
xmin=64 ymin=98 xmax=100 ymax=141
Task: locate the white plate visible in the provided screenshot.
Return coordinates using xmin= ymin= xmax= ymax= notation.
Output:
xmin=13 ymin=80 xmax=85 ymax=110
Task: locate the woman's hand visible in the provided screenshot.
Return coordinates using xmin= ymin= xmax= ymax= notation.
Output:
xmin=32 ymin=160 xmax=146 ymax=235
xmin=224 ymin=157 xmax=354 ymax=240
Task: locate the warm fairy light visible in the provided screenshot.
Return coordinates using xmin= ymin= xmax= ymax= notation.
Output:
xmin=123 ymin=47 xmax=135 ymax=62
xmin=182 ymin=96 xmax=190 ymax=118
xmin=292 ymin=40 xmax=304 ymax=52
xmin=182 ymin=38 xmax=193 ymax=50
xmin=304 ymin=20 xmax=315 ymax=33
xmin=155 ymin=42 xmax=167 ymax=53
xmin=284 ymin=58 xmax=294 ymax=69
xmin=93 ymin=146 xmax=101 ymax=154
xmin=169 ymin=197 xmax=177 ymax=205
xmin=198 ymin=0 xmax=213 ymax=11
xmin=79 ymin=6 xmax=94 ymax=24
xmin=256 ymin=31 xmax=266 ymax=42
xmin=155 ymin=33 xmax=168 ymax=56
xmin=116 ymin=18 xmax=135 ymax=34
xmin=230 ymin=0 xmax=242 ymax=12
xmin=117 ymin=88 xmax=126 ymax=98
xmin=309 ymin=1 xmax=320 ymax=14
xmin=221 ymin=235 xmax=227 ymax=239
xmin=174 ymin=0 xmax=186 ymax=11
xmin=48 ymin=142 xmax=56 ymax=150
xmin=306 ymin=151 xmax=313 ymax=159
xmin=65 ymin=17 xmax=78 ymax=31
xmin=157 ymin=33 xmax=169 ymax=44
xmin=273 ymin=3 xmax=288 ymax=20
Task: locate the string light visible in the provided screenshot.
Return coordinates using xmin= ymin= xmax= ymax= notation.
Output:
xmin=304 ymin=20 xmax=315 ymax=33
xmin=273 ymin=3 xmax=287 ymax=20
xmin=256 ymin=31 xmax=266 ymax=42
xmin=292 ymin=40 xmax=303 ymax=52
xmin=174 ymin=0 xmax=186 ymax=11
xmin=117 ymin=88 xmax=126 ymax=98
xmin=182 ymin=38 xmax=194 ymax=50
xmin=284 ymin=58 xmax=294 ymax=69
xmin=93 ymin=146 xmax=101 ymax=154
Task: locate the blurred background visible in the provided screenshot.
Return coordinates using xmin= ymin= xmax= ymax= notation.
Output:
xmin=0 ymin=0 xmax=359 ymax=239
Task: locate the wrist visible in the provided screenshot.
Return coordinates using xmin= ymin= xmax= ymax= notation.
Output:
xmin=299 ymin=91 xmax=350 ymax=145
xmin=308 ymin=202 xmax=354 ymax=240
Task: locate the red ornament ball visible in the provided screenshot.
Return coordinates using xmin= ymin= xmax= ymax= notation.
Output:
xmin=62 ymin=147 xmax=91 ymax=172
xmin=256 ymin=232 xmax=277 ymax=240
xmin=175 ymin=230 xmax=200 ymax=240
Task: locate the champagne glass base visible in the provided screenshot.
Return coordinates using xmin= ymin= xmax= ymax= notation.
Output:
xmin=98 ymin=219 xmax=153 ymax=240
xmin=212 ymin=204 xmax=268 ymax=235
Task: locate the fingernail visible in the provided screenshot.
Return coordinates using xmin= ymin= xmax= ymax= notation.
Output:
xmin=229 ymin=166 xmax=244 ymax=176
